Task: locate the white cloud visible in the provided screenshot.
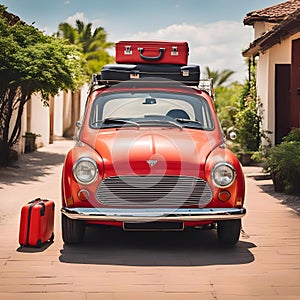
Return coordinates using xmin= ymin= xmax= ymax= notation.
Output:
xmin=91 ymin=18 xmax=106 ymax=29
xmin=66 ymin=12 xmax=87 ymax=26
xmin=65 ymin=13 xmax=105 ymax=32
xmin=117 ymin=21 xmax=253 ymax=83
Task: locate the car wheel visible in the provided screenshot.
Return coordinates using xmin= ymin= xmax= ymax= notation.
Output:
xmin=61 ymin=213 xmax=85 ymax=244
xmin=217 ymin=219 xmax=241 ymax=246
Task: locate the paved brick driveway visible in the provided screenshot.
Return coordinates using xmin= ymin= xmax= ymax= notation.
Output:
xmin=0 ymin=140 xmax=299 ymax=299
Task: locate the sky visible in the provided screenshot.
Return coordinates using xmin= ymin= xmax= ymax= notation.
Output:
xmin=1 ymin=0 xmax=284 ymax=83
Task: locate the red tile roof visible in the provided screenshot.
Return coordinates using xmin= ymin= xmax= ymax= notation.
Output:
xmin=244 ymin=0 xmax=300 ymax=25
xmin=243 ymin=5 xmax=300 ymax=57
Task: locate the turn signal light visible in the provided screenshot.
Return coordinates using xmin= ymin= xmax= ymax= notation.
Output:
xmin=78 ymin=189 xmax=90 ymax=201
xmin=218 ymin=190 xmax=231 ymax=202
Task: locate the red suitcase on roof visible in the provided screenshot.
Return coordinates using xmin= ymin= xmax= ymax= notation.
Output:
xmin=116 ymin=41 xmax=189 ymax=65
xmin=19 ymin=199 xmax=55 ymax=247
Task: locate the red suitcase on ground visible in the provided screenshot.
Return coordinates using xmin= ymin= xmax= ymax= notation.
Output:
xmin=116 ymin=41 xmax=189 ymax=65
xmin=19 ymin=199 xmax=55 ymax=247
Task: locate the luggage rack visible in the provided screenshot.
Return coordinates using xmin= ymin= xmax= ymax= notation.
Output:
xmin=88 ymin=72 xmax=214 ymax=98
xmin=199 ymin=78 xmax=214 ymax=98
xmin=88 ymin=73 xmax=103 ymax=91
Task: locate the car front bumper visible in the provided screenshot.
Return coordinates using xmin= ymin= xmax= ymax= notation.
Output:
xmin=61 ymin=207 xmax=246 ymax=222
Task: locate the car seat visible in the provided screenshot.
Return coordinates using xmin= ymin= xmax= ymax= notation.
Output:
xmin=166 ymin=109 xmax=190 ymax=120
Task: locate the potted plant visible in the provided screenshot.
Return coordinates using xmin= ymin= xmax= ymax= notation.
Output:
xmin=23 ymin=132 xmax=41 ymax=153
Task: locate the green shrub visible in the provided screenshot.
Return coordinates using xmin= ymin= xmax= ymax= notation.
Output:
xmin=282 ymin=128 xmax=300 ymax=142
xmin=235 ymin=95 xmax=261 ymax=152
xmin=264 ymin=129 xmax=300 ymax=194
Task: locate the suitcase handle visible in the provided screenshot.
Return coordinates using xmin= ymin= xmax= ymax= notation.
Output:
xmin=138 ymin=47 xmax=165 ymax=61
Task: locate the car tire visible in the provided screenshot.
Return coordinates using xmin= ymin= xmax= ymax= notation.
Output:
xmin=217 ymin=219 xmax=241 ymax=246
xmin=61 ymin=213 xmax=85 ymax=244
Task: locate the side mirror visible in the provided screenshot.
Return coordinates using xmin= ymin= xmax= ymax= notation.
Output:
xmin=76 ymin=120 xmax=82 ymax=129
xmin=227 ymin=126 xmax=237 ymax=141
xmin=229 ymin=131 xmax=237 ymax=140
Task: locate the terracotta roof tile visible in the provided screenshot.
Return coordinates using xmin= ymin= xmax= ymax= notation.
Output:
xmin=244 ymin=0 xmax=300 ymax=25
xmin=243 ymin=6 xmax=300 ymax=57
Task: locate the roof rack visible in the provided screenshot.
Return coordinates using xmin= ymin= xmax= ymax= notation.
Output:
xmin=88 ymin=71 xmax=214 ymax=99
xmin=198 ymin=78 xmax=214 ymax=99
xmin=88 ymin=73 xmax=200 ymax=93
xmin=87 ymin=73 xmax=104 ymax=95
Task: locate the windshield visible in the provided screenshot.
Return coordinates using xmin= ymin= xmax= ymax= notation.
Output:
xmin=89 ymin=91 xmax=214 ymax=130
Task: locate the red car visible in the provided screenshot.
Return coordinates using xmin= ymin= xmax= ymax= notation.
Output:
xmin=61 ymin=64 xmax=246 ymax=246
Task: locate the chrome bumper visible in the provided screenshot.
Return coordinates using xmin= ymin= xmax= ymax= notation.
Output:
xmin=61 ymin=207 xmax=246 ymax=222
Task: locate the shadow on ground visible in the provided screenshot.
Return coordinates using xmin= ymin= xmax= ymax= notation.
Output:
xmin=16 ymin=240 xmax=54 ymax=253
xmin=0 ymin=150 xmax=66 ymax=187
xmin=59 ymin=226 xmax=256 ymax=267
xmin=258 ymin=182 xmax=300 ymax=215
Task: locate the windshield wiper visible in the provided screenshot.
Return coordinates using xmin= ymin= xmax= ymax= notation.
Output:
xmin=137 ymin=119 xmax=183 ymax=130
xmin=174 ymin=118 xmax=204 ymax=128
xmin=93 ymin=118 xmax=140 ymax=128
xmin=93 ymin=118 xmax=183 ymax=130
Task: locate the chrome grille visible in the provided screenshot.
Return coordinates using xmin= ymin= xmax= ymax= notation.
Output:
xmin=96 ymin=176 xmax=212 ymax=207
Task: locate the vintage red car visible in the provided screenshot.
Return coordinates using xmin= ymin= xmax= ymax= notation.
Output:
xmin=61 ymin=66 xmax=246 ymax=246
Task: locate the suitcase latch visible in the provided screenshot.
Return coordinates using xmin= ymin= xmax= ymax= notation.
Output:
xmin=171 ymin=46 xmax=179 ymax=56
xmin=124 ymin=45 xmax=132 ymax=55
xmin=130 ymin=71 xmax=140 ymax=79
xmin=182 ymin=70 xmax=190 ymax=77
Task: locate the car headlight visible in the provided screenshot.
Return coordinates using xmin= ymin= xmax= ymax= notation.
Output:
xmin=73 ymin=157 xmax=98 ymax=185
xmin=211 ymin=162 xmax=236 ymax=188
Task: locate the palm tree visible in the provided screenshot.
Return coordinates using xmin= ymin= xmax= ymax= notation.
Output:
xmin=204 ymin=66 xmax=235 ymax=87
xmin=74 ymin=20 xmax=115 ymax=75
xmin=57 ymin=20 xmax=114 ymax=76
xmin=57 ymin=22 xmax=77 ymax=44
xmin=56 ymin=20 xmax=114 ymax=137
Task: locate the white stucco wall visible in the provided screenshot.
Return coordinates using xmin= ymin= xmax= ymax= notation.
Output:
xmin=8 ymin=100 xmax=27 ymax=153
xmin=30 ymin=93 xmax=50 ymax=148
xmin=13 ymin=86 xmax=90 ymax=154
xmin=54 ymin=91 xmax=64 ymax=137
xmin=256 ymin=52 xmax=270 ymax=135
xmin=256 ymin=32 xmax=300 ymax=144
xmin=253 ymin=22 xmax=277 ymax=39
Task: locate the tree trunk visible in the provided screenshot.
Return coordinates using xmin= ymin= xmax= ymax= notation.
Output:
xmin=9 ymin=96 xmax=26 ymax=146
xmin=0 ymin=89 xmax=14 ymax=165
xmin=0 ymin=139 xmax=9 ymax=166
xmin=0 ymin=87 xmax=29 ymax=166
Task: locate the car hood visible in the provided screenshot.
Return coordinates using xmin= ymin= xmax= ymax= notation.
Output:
xmin=84 ymin=128 xmax=222 ymax=178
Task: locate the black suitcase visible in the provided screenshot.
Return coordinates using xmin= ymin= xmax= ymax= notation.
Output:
xmin=100 ymin=64 xmax=200 ymax=86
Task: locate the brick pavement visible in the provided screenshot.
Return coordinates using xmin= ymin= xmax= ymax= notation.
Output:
xmin=0 ymin=140 xmax=299 ymax=300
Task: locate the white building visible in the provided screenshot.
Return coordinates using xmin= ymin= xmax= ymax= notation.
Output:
xmin=243 ymin=0 xmax=300 ymax=144
xmin=18 ymin=85 xmax=89 ymax=153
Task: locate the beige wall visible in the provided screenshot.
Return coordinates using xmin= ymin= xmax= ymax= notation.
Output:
xmin=256 ymin=51 xmax=270 ymax=138
xmin=29 ymin=93 xmax=50 ymax=148
xmin=15 ymin=85 xmax=89 ymax=153
xmin=54 ymin=92 xmax=64 ymax=137
xmin=253 ymin=22 xmax=277 ymax=39
xmin=256 ymin=32 xmax=300 ymax=144
xmin=9 ymin=93 xmax=49 ymax=153
xmin=9 ymin=100 xmax=26 ymax=153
